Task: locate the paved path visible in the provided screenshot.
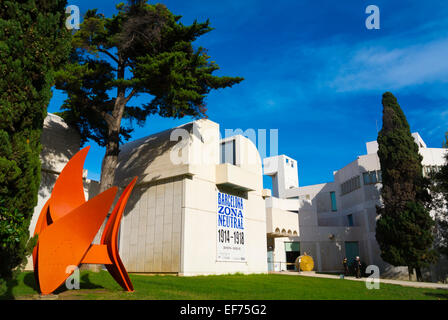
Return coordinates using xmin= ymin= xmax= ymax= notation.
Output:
xmin=270 ymin=271 xmax=448 ymax=290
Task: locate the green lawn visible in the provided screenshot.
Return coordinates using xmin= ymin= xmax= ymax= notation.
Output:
xmin=1 ymin=271 xmax=447 ymax=300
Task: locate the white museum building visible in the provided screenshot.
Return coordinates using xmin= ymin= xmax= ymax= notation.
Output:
xmin=264 ymin=133 xmax=447 ymax=281
xmin=26 ymin=114 xmax=448 ymax=282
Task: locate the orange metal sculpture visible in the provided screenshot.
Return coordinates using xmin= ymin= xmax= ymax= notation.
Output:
xmin=33 ymin=146 xmax=137 ymax=295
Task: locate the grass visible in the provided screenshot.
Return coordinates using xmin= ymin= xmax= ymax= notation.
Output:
xmin=1 ymin=271 xmax=447 ymax=300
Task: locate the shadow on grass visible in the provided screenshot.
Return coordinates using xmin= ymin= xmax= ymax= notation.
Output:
xmin=80 ymin=273 xmax=105 ymax=289
xmin=17 ymin=271 xmax=104 ymax=297
xmin=53 ymin=272 xmax=104 ymax=294
xmin=423 ymin=291 xmax=448 ymax=300
xmin=0 ymin=278 xmax=18 ymax=300
xmin=24 ymin=273 xmax=37 ymax=291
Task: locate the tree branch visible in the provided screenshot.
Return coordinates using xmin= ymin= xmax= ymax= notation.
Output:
xmin=124 ymin=88 xmax=137 ymax=104
xmin=91 ymin=105 xmax=114 ymax=126
xmin=98 ymin=48 xmax=119 ymax=64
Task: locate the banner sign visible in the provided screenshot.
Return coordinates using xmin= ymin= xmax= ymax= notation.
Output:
xmin=217 ymin=192 xmax=246 ymax=262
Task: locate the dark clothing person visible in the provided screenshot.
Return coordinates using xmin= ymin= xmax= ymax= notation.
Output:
xmin=353 ymin=257 xmax=362 ymax=278
xmin=343 ymin=258 xmax=349 ymax=276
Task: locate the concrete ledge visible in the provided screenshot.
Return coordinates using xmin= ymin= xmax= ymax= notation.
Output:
xmin=266 ymin=207 xmax=299 ymax=236
xmin=270 ymin=271 xmax=448 ymax=290
xmin=216 ymin=163 xmax=259 ymax=191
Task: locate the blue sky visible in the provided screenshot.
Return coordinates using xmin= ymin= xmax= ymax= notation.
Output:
xmin=49 ymin=0 xmax=448 ymax=188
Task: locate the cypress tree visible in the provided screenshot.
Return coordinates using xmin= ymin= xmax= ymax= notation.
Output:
xmin=431 ymin=132 xmax=448 ymax=255
xmin=0 ymin=0 xmax=70 ymax=289
xmin=375 ymin=92 xmax=437 ymax=281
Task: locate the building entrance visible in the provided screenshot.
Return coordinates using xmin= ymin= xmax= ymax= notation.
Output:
xmin=285 ymin=242 xmax=300 ymax=271
xmin=345 ymin=241 xmax=360 ymax=274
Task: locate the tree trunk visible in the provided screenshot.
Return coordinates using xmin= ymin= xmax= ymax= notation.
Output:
xmin=88 ymin=126 xmax=121 ymax=273
xmin=89 ymin=57 xmax=127 ymax=272
xmin=99 ymin=129 xmax=120 ymax=193
xmin=415 ymin=267 xmax=423 ymax=282
xmin=99 ymin=56 xmax=126 ymax=193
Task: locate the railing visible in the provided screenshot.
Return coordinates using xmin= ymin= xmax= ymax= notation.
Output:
xmin=267 ymin=261 xmax=298 ymax=272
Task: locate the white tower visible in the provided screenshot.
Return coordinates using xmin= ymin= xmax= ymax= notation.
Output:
xmin=263 ymin=155 xmax=299 ymax=198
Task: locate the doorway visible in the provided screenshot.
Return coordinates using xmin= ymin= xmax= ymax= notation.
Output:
xmin=267 ymin=251 xmax=274 ymax=272
xmin=284 ymin=242 xmax=300 ymax=271
xmin=344 ymin=241 xmax=359 ymax=266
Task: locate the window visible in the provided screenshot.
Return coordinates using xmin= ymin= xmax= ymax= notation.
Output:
xmin=341 ymin=176 xmax=361 ymax=195
xmin=363 ymin=171 xmax=379 ymax=185
xmin=377 ymin=170 xmax=382 ymax=182
xmin=423 ymin=165 xmax=441 ymax=177
xmin=423 ymin=166 xmax=430 ymax=177
xmin=330 ymin=191 xmax=337 ymax=212
xmin=291 ymin=161 xmax=294 ymax=168
xmin=363 ymin=172 xmax=371 ymax=185
xmin=220 ymin=140 xmax=236 ymax=165
xmin=370 ymin=171 xmax=378 ymax=184
xmin=286 ymin=158 xmax=289 ymax=164
xmin=347 ymin=214 xmax=354 ymax=227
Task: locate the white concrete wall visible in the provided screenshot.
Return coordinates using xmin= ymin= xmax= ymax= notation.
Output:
xmin=182 ymin=185 xmax=267 ymax=275
xmin=115 ymin=119 xmax=268 ymax=275
xmin=420 ymin=148 xmax=447 ymax=167
xmin=25 ymin=114 xmax=99 ymax=270
xmin=29 ymin=114 xmax=81 ymax=247
xmin=265 ymin=197 xmax=300 ymax=212
xmin=264 ymin=155 xmax=298 ymax=198
xmin=267 ymin=132 xmax=448 ymax=281
xmin=266 ymin=207 xmax=299 ymax=236
xmin=181 ymin=124 xmax=267 ymax=275
xmin=119 ymin=178 xmax=183 ymax=273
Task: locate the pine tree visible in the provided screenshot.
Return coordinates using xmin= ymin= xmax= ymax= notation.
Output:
xmin=55 ymin=1 xmax=243 ymax=194
xmin=375 ymin=92 xmax=437 ymax=281
xmin=0 ymin=0 xmax=70 ymax=288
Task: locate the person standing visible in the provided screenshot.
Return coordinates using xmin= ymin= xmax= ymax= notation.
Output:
xmin=295 ymin=255 xmax=302 ymax=273
xmin=354 ymin=256 xmax=362 ymax=278
xmin=343 ymin=257 xmax=349 ymax=276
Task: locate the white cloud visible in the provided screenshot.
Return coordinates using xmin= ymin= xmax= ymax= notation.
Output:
xmin=326 ymin=37 xmax=448 ymax=93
